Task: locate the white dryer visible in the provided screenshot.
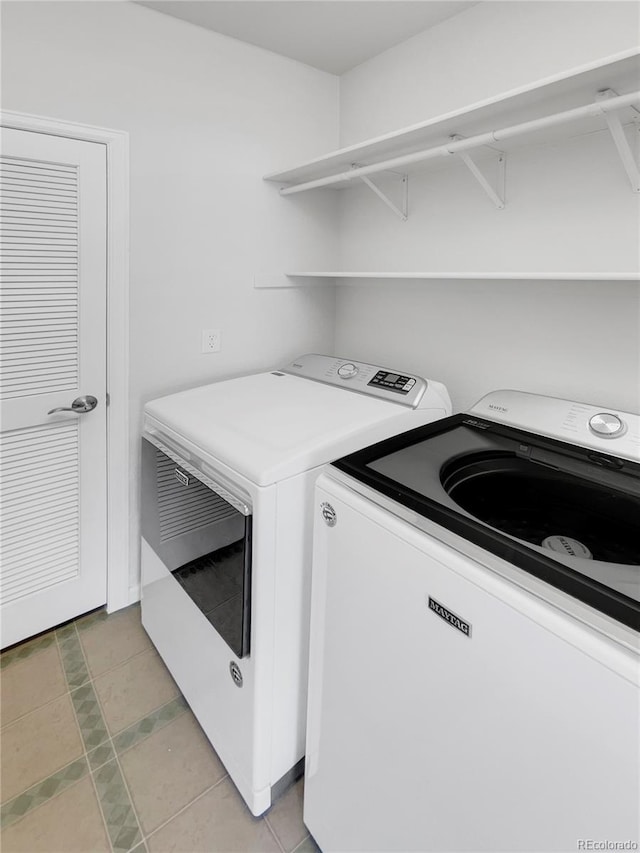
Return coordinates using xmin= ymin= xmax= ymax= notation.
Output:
xmin=140 ymin=354 xmax=451 ymax=815
xmin=305 ymin=390 xmax=639 ymax=852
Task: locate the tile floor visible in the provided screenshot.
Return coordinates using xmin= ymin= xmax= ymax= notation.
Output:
xmin=0 ymin=606 xmax=320 ymax=853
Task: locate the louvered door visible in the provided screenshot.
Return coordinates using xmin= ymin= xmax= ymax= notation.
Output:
xmin=0 ymin=127 xmax=107 ymax=648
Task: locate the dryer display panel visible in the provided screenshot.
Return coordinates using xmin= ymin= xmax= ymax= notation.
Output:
xmin=367 ymin=370 xmax=416 ymax=394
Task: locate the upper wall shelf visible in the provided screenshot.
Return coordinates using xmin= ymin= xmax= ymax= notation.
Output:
xmin=264 ymin=51 xmax=640 ymax=206
xmin=254 ymin=272 xmax=640 ymax=288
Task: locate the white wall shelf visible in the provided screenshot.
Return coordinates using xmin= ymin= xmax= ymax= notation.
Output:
xmin=264 ymin=51 xmax=640 ymax=206
xmin=261 ymin=51 xmax=640 ymax=282
xmin=254 ymin=272 xmax=640 ymax=288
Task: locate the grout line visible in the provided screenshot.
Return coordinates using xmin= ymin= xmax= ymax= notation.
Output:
xmin=112 ymin=696 xmax=189 ymax=757
xmin=58 ymin=624 xmax=107 ymax=759
xmin=64 ymin=623 xmax=118 ymax=851
xmin=4 ymin=643 xmax=63 ymax=725
xmin=84 ymin=644 xmax=155 ymax=684
xmin=3 ymin=619 xmax=160 ymax=733
xmin=1 ymin=700 xmax=124 ymax=803
xmin=87 ymin=755 xmax=117 ymax=852
xmin=291 ymin=835 xmax=313 ymax=853
xmin=0 ymin=755 xmax=90 ymax=831
xmin=0 ymin=722 xmax=93 ymax=809
xmin=75 ymin=632 xmax=153 ymax=686
xmin=90 ymin=753 xmax=142 ymax=853
xmin=142 ymin=773 xmax=230 ymax=848
xmin=81 ymin=626 xmax=145 ymax=853
xmin=1 ymin=608 xmax=153 ymax=732
xmin=0 ymin=635 xmax=71 ymax=731
xmin=2 ymin=617 xmax=138 ymax=790
xmin=0 ymin=680 xmax=71 ymax=732
xmin=1 ymin=649 xmax=184 ymax=809
xmin=83 ymin=629 xmax=231 ymax=853
xmin=263 ymin=814 xmax=287 ymax=853
xmin=59 ymin=620 xmax=144 ymax=853
xmin=0 ymin=630 xmax=57 ymax=671
xmin=2 ymin=609 xmax=197 ymax=853
xmin=114 ymin=747 xmax=144 ymax=845
xmin=1 ymin=632 xmax=89 ymax=806
xmin=87 ymin=750 xmax=117 ymax=773
xmin=60 ymin=622 xmax=90 ymax=744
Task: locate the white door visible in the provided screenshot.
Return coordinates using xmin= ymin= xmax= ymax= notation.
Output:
xmin=0 ymin=127 xmax=108 ymax=647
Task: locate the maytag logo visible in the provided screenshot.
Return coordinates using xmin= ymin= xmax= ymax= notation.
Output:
xmin=428 ymin=597 xmax=471 ymax=637
xmin=174 ymin=468 xmax=190 ymax=487
xmin=320 ymin=502 xmax=337 ymax=527
xmin=488 ymin=404 xmax=508 ymax=413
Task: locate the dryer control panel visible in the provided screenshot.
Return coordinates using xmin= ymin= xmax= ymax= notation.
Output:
xmin=282 ymin=354 xmax=441 ymax=409
xmin=368 ymin=370 xmax=416 ymax=395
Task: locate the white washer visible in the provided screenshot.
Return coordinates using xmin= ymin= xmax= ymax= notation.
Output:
xmin=305 ymin=390 xmax=639 ymax=852
xmin=140 ymin=353 xmax=451 ymax=816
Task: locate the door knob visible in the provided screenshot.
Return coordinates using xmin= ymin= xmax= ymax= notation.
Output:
xmin=48 ymin=395 xmax=98 ymax=415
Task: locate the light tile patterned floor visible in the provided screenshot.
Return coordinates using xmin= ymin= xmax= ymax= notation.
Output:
xmin=0 ymin=605 xmax=319 ymax=853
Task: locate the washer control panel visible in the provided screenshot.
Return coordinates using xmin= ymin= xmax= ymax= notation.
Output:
xmin=470 ymin=390 xmax=640 ymax=463
xmin=282 ymin=354 xmax=431 ymax=408
xmin=589 ymin=412 xmax=626 ymax=438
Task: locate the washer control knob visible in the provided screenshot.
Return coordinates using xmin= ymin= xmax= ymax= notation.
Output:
xmin=589 ymin=412 xmax=625 ymax=438
xmin=337 ymin=362 xmax=358 ymax=379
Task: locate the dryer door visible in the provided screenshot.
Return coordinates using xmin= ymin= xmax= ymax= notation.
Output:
xmin=141 ymin=437 xmax=252 ymax=658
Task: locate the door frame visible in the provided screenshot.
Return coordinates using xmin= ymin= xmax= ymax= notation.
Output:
xmin=1 ymin=110 xmax=131 ymax=613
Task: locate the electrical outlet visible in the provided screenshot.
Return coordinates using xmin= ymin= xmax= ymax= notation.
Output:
xmin=201 ymin=329 xmax=221 ymax=353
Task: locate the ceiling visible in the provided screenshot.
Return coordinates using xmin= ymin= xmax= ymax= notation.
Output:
xmin=137 ymin=1 xmax=477 ymax=75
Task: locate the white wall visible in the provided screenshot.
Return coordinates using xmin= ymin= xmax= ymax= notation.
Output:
xmin=1 ymin=1 xmax=340 ymax=594
xmin=338 ymin=131 xmax=640 ymax=275
xmin=335 ymin=279 xmax=640 ymax=412
xmin=339 ymin=1 xmax=640 ymax=145
xmin=334 ymin=1 xmax=640 ymax=413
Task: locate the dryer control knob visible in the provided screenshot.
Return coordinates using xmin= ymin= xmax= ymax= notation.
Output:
xmin=589 ymin=412 xmax=625 ymax=438
xmin=337 ymin=362 xmax=358 ymax=379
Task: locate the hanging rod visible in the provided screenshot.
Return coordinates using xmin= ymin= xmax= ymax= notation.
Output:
xmin=279 ymin=90 xmax=640 ymax=196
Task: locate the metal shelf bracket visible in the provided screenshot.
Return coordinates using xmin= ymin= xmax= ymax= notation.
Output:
xmin=448 ymin=135 xmax=505 ymax=209
xmin=597 ymin=89 xmax=640 ymax=193
xmin=354 ymin=165 xmax=408 ymax=221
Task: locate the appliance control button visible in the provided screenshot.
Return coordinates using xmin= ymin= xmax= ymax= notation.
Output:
xmin=337 ymin=362 xmax=358 ymax=379
xmin=588 ymin=412 xmax=625 ymax=438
